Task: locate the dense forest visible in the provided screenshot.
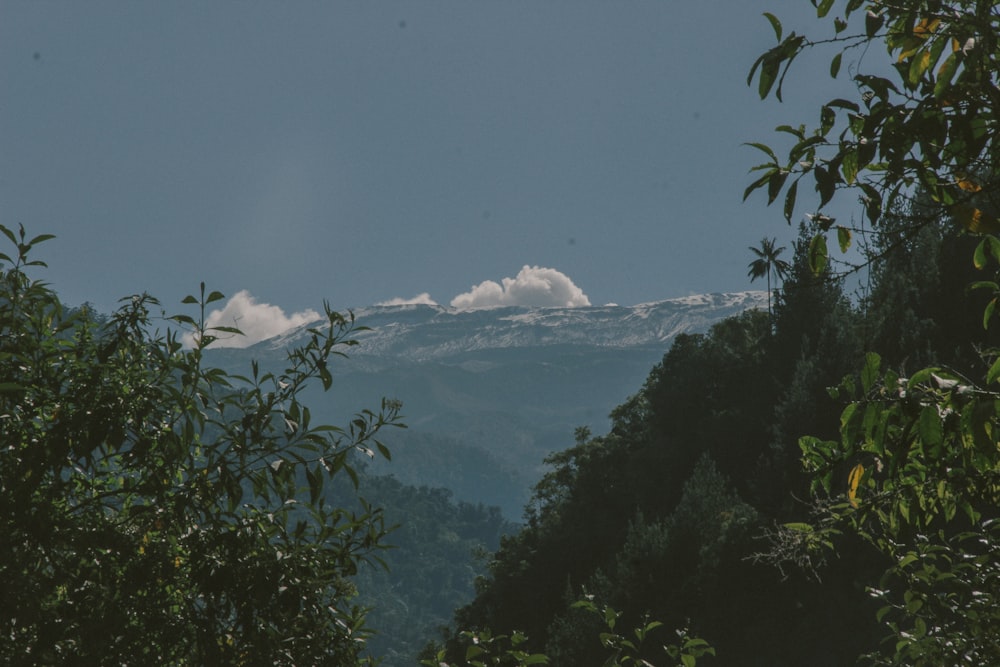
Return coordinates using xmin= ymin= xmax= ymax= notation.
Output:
xmin=426 ymin=214 xmax=995 ymax=665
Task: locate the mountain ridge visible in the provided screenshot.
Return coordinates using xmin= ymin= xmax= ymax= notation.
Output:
xmin=206 ymin=290 xmax=769 ymax=516
xmin=262 ymin=291 xmax=768 ymax=360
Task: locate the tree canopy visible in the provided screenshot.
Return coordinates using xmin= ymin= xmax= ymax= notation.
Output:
xmin=0 ymin=225 xmax=403 ymax=664
xmin=746 ymin=1 xmax=1000 ymax=663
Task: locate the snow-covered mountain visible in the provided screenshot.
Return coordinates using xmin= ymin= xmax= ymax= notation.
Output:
xmin=264 ymin=291 xmax=767 ymax=360
xmin=209 ymin=292 xmax=768 ymax=517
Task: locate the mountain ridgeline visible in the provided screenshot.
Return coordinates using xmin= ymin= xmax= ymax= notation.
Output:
xmin=206 ymin=292 xmax=768 ymax=517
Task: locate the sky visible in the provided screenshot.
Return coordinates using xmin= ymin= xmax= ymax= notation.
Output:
xmin=2 ymin=1 xmax=864 ymax=342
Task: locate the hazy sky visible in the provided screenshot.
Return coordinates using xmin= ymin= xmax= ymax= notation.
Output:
xmin=2 ymin=1 xmax=860 ymax=326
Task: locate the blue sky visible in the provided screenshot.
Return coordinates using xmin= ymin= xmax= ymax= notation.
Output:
xmin=2 ymin=1 xmax=861 ymax=328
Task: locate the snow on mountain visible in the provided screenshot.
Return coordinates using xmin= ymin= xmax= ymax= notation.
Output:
xmin=213 ymin=291 xmax=768 ymax=516
xmin=262 ymin=291 xmax=768 ymax=360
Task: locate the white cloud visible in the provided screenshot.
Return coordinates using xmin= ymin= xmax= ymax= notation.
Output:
xmin=184 ymin=290 xmax=321 ymax=348
xmin=450 ymin=266 xmax=591 ymax=310
xmin=376 ymin=292 xmax=439 ymax=307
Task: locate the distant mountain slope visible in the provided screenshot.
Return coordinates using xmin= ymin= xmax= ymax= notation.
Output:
xmin=207 ymin=292 xmax=767 ymax=517
xmin=266 ymin=291 xmax=767 ymax=360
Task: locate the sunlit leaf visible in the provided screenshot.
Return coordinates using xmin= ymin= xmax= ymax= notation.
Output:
xmin=848 ymin=463 xmax=865 ymax=508
xmin=837 ymin=226 xmax=852 ymax=252
xmin=954 ymin=206 xmax=1000 ymax=235
xmin=808 ymin=234 xmax=828 ymax=275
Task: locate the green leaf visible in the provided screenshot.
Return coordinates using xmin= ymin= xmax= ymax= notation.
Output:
xmin=682 ymin=654 xmax=696 ymax=667
xmin=859 ymin=183 xmax=882 ymax=225
xmin=842 ymin=147 xmax=860 ymax=186
xmin=815 ymin=0 xmax=834 ymax=18
xmin=181 ymin=295 xmax=199 ymax=305
xmin=861 ymin=352 xmax=881 ymax=394
xmin=918 ymin=405 xmax=943 ymax=447
xmin=808 ymin=234 xmax=828 ymax=275
xmin=743 ymin=171 xmax=774 ymax=201
xmin=836 ymin=226 xmax=852 ymax=252
xmin=170 ymin=314 xmax=197 ymax=327
xmin=27 ymin=233 xmax=56 ymax=246
xmin=784 ymin=522 xmax=814 ymax=533
xmin=907 ymin=48 xmax=932 ymax=87
xmin=984 ymin=299 xmax=996 ymax=330
xmin=783 ymin=179 xmax=798 ymax=222
xmin=206 ymin=290 xmax=226 ymax=304
xmin=814 ymin=166 xmax=838 ymax=208
xmin=758 ymin=55 xmax=780 ymax=99
xmin=974 ymin=239 xmax=989 ymax=269
xmin=767 ymin=170 xmax=789 ymax=205
xmin=0 ymin=224 xmax=17 ymax=246
xmin=988 ymin=236 xmax=1000 ymax=264
xmin=306 ymin=464 xmax=322 ymax=504
xmin=830 ymin=52 xmax=842 ymax=77
xmin=865 ymin=10 xmax=884 ymax=38
xmin=763 ymin=12 xmax=782 ymax=41
xmin=933 ymin=52 xmax=960 ymax=98
xmin=967 ymin=280 xmax=998 ymax=293
xmin=209 ymin=326 xmax=243 ymax=335
xmin=775 ymin=124 xmax=805 ymax=139
xmin=986 ymin=356 xmax=1000 ymax=385
xmin=820 ymin=105 xmax=836 ymax=134
xmin=744 ymin=141 xmax=778 ymax=162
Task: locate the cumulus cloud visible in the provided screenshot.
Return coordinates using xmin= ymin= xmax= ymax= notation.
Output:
xmin=450 ymin=266 xmax=591 ymax=310
xmin=185 ymin=290 xmax=321 ymax=348
xmin=376 ymin=292 xmax=439 ymax=307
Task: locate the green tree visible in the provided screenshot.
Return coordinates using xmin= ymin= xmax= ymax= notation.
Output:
xmin=746 ymin=237 xmax=791 ymax=320
xmin=0 ymin=225 xmax=403 ymax=665
xmin=747 ymin=2 xmax=1000 ymax=663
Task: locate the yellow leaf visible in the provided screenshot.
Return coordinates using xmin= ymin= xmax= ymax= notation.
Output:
xmin=952 ymin=205 xmax=1000 ymax=234
xmin=848 ymin=463 xmax=865 ymax=508
xmin=957 ymin=177 xmax=982 ymax=193
xmin=913 ymin=17 xmax=940 ymax=38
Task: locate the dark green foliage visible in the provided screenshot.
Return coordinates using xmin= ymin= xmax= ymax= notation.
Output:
xmin=865 ymin=200 xmax=1000 ymax=374
xmin=450 ymin=264 xmax=882 ymax=665
xmin=745 ymin=2 xmax=1000 ymax=662
xmin=0 ymin=226 xmax=403 ymax=665
xmin=354 ymin=477 xmax=516 ymax=666
xmin=757 ymin=223 xmax=864 ymax=514
xmin=639 ymin=311 xmax=775 ymax=508
xmin=363 ymin=430 xmax=528 ymax=519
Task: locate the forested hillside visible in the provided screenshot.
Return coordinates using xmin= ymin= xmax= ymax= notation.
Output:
xmin=433 ymin=213 xmax=997 ymax=665
xmin=429 ymin=1 xmax=1000 ymax=664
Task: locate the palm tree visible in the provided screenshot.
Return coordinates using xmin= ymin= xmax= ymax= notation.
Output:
xmin=747 ymin=237 xmax=791 ymax=322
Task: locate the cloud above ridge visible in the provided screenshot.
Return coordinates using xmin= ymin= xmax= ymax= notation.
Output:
xmin=376 ymin=292 xmax=439 ymax=307
xmin=450 ymin=265 xmax=591 ymax=310
xmin=185 ymin=290 xmax=321 ymax=348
